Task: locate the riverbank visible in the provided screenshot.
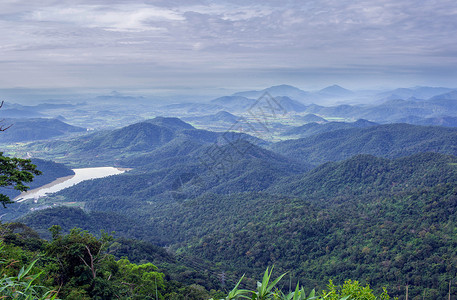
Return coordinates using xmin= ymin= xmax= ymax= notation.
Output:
xmin=15 ymin=167 xmax=130 ymax=202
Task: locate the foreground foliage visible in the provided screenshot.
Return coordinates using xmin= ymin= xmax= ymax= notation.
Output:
xmin=213 ymin=267 xmax=394 ymax=300
xmin=1 ymin=223 xmax=397 ymax=299
xmin=0 ymin=224 xmax=190 ymax=299
xmin=0 ymin=241 xmax=58 ymax=300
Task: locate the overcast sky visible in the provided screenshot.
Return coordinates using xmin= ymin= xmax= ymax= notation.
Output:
xmin=1 ymin=0 xmax=456 ymax=92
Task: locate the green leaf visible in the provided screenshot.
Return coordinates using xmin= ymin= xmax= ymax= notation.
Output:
xmin=17 ymin=266 xmax=25 ymax=280
xmin=266 ymin=271 xmax=287 ymax=294
xmin=226 ymin=274 xmax=251 ymax=300
xmin=18 ymin=259 xmax=38 ymax=280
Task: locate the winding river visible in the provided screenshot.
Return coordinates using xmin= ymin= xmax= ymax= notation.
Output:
xmin=15 ymin=167 xmax=128 ymax=202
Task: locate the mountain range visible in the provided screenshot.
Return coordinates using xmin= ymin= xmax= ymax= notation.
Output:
xmin=4 ymin=85 xmax=457 ymax=298
xmin=377 ymin=86 xmax=455 ymax=101
xmin=152 ymin=85 xmax=457 ymax=129
xmin=20 ymin=117 xmax=269 ymax=167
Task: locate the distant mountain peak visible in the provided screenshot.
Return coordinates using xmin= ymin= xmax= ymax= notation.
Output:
xmin=146 ymin=117 xmax=195 ymax=130
xmin=429 ymin=90 xmax=457 ymax=101
xmin=318 ymin=85 xmax=353 ymax=96
xmin=266 ymin=84 xmax=305 ymax=91
xmin=232 ymin=84 xmax=311 ymax=103
xmin=109 ymin=90 xmax=122 ymax=96
xmin=379 ymin=86 xmax=454 ymax=100
xmin=352 ymin=119 xmax=378 ymax=127
xmin=298 ymin=114 xmax=328 ymax=123
xmin=271 ymin=84 xmax=295 ymax=88
xmin=274 ymin=96 xmax=308 ymax=112
xmin=326 ymin=84 xmax=344 ymax=89
xmin=210 ymin=95 xmax=252 ymax=104
xmin=213 ymin=139 xmax=293 ymax=165
xmin=214 ymin=110 xmax=237 ymax=118
xmin=263 ymin=85 xmax=309 ymax=95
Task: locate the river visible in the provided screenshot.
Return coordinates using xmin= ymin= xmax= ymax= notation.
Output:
xmin=15 ymin=167 xmax=128 ymax=202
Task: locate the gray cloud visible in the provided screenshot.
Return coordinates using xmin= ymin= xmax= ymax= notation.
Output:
xmin=0 ymin=0 xmax=456 ymax=90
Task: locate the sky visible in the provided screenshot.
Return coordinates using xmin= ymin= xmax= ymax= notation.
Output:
xmin=1 ymin=0 xmax=457 ymax=93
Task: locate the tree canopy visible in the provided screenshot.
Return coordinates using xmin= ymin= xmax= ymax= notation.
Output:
xmin=0 ymin=153 xmax=41 ymax=208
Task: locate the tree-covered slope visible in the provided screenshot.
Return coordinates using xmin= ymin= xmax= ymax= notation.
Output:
xmin=185 ymin=181 xmax=457 ymax=299
xmin=170 ymin=153 xmax=457 ymax=298
xmin=281 ymin=119 xmax=378 ymax=138
xmin=17 ymin=152 xmax=457 ymax=298
xmin=22 ymin=117 xmax=267 ymax=167
xmin=268 ymin=152 xmax=457 ymax=198
xmin=0 ymin=118 xmax=85 ymax=143
xmin=18 ymin=206 xmax=162 ymax=242
xmin=27 ymin=141 xmax=309 ymax=225
xmin=293 ymin=113 xmax=328 ymax=123
xmin=272 ymin=123 xmax=457 ymax=166
xmin=182 ymin=111 xmax=240 ymax=124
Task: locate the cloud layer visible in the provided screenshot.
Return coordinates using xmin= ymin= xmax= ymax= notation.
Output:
xmin=1 ymin=0 xmax=456 ymax=90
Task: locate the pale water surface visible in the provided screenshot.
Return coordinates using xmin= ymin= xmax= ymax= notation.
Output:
xmin=16 ymin=167 xmax=126 ymax=202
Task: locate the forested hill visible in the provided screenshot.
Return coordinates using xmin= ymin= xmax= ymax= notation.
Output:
xmin=18 ymin=152 xmax=457 ymax=298
xmin=143 ymin=116 xmax=196 ymax=130
xmin=0 ymin=118 xmax=85 ymax=143
xmin=21 ymin=118 xmax=457 ymax=171
xmin=182 ymin=111 xmax=239 ymax=124
xmin=271 ymin=123 xmax=457 ymax=165
xmin=20 ymin=140 xmax=310 ymax=224
xmin=267 ymin=152 xmax=457 ymax=198
xmin=281 ymin=119 xmax=378 ymax=138
xmin=23 ymin=117 xmax=266 ymax=167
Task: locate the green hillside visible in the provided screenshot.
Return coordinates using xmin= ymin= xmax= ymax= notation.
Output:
xmin=0 ymin=118 xmax=85 ymax=143
xmin=182 ymin=111 xmax=240 ymax=124
xmin=17 ymin=152 xmax=457 ymax=298
xmin=268 ymin=152 xmax=457 ymax=197
xmin=24 ymin=140 xmax=309 ymax=227
xmin=21 ymin=117 xmax=267 ymax=167
xmin=272 ymin=123 xmax=457 ymax=166
xmin=281 ymin=119 xmax=377 ymax=138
